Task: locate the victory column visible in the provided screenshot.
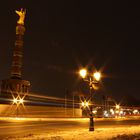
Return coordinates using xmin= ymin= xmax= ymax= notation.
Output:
xmin=0 ymin=9 xmax=30 ymax=101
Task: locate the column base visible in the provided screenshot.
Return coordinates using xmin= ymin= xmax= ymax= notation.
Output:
xmin=89 ymin=127 xmax=94 ymax=131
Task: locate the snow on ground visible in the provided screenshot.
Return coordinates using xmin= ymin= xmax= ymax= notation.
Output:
xmin=3 ymin=125 xmax=140 ymax=140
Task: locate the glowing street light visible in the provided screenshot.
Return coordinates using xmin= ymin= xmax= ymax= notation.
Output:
xmin=79 ymin=68 xmax=101 ymax=131
xmin=79 ymin=69 xmax=87 ymax=78
xmin=19 ymin=98 xmax=23 ymax=104
xmin=13 ymin=96 xmax=24 ymax=117
xmin=93 ymin=72 xmax=101 ymax=81
xmin=85 ymin=102 xmax=89 ymax=107
xmin=13 ymin=97 xmax=24 ymax=104
xmin=82 ymin=102 xmax=85 ymax=107
xmin=13 ymin=98 xmax=18 ymax=104
xmin=81 ymin=101 xmax=89 ymax=107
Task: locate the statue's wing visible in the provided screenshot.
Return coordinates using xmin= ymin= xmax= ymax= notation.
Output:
xmin=15 ymin=10 xmax=20 ymax=16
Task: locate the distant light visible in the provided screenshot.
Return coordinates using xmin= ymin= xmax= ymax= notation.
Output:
xmin=115 ymin=110 xmax=119 ymax=114
xmin=79 ymin=69 xmax=87 ymax=78
xmin=13 ymin=97 xmax=24 ymax=104
xmin=110 ymin=109 xmax=114 ymax=115
xmin=110 ymin=109 xmax=113 ymax=112
xmin=116 ymin=105 xmax=120 ymax=109
xmin=92 ymin=110 xmax=97 ymax=114
xmin=82 ymin=102 xmax=85 ymax=106
xmin=119 ymin=110 xmax=123 ymax=115
xmin=19 ymin=98 xmax=23 ymax=104
xmin=13 ymin=98 xmax=17 ymax=104
xmin=104 ymin=110 xmax=109 ymax=117
xmin=81 ymin=101 xmax=89 ymax=107
xmin=85 ymin=102 xmax=89 ymax=107
xmin=93 ymin=72 xmax=101 ymax=81
xmin=104 ymin=110 xmax=107 ymax=114
xmin=133 ymin=110 xmax=138 ymax=114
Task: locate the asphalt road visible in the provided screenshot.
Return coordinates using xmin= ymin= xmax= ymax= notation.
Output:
xmin=0 ymin=117 xmax=140 ymax=139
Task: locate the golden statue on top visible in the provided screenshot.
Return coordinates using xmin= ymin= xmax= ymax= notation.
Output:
xmin=15 ymin=8 xmax=26 ymax=25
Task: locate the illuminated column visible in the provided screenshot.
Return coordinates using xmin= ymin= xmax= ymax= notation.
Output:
xmin=11 ymin=9 xmax=26 ymax=79
xmin=11 ymin=24 xmax=25 ymax=79
xmin=0 ymin=9 xmax=30 ymax=98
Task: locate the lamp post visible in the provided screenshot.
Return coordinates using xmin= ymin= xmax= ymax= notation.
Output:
xmin=79 ymin=68 xmax=101 ymax=131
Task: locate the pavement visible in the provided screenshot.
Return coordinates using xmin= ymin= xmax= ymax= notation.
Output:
xmin=0 ymin=117 xmax=140 ymax=139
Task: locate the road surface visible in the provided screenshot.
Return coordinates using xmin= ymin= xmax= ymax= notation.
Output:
xmin=0 ymin=117 xmax=140 ymax=139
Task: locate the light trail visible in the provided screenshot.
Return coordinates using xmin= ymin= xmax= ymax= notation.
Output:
xmin=1 ymin=92 xmax=140 ymax=110
xmin=28 ymin=92 xmax=76 ymax=102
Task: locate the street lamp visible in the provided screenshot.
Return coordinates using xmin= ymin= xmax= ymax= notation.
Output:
xmin=79 ymin=68 xmax=101 ymax=131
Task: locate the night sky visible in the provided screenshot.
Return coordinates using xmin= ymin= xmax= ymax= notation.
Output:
xmin=0 ymin=1 xmax=140 ymax=104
